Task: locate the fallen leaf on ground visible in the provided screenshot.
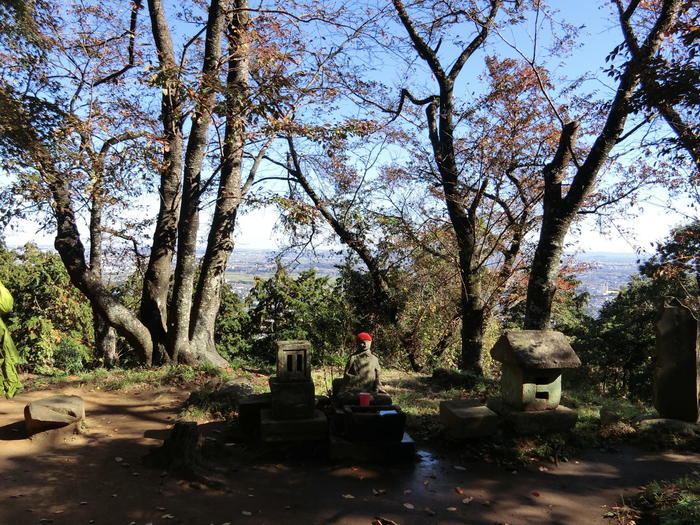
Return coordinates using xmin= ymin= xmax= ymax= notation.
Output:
xmin=425 ymin=507 xmax=436 ymax=516
xmin=372 ymin=517 xmax=399 ymax=525
xmin=462 ymin=497 xmax=474 ymax=504
xmin=241 ymin=510 xmax=253 ymax=516
xmin=403 ymin=489 xmax=412 ymax=494
xmin=453 ymin=465 xmax=466 ymax=471
xmin=403 ymin=502 xmax=415 ymax=509
xmin=454 ymin=486 xmax=465 ymax=495
xmin=341 ymin=494 xmax=355 ymax=499
xmin=446 ymin=506 xmax=457 ymax=512
xmin=372 ymin=488 xmax=386 ymax=496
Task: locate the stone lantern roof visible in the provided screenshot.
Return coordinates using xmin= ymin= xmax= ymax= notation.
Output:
xmin=490 ymin=330 xmax=581 ymax=369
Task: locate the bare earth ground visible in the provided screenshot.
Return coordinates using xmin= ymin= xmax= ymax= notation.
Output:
xmin=1 ymin=382 xmax=699 ymax=525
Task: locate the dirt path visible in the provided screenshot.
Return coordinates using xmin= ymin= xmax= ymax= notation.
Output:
xmin=1 ymin=384 xmax=698 ymax=525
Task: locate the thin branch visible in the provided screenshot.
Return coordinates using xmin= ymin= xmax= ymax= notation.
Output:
xmin=92 ymin=0 xmax=144 ymax=87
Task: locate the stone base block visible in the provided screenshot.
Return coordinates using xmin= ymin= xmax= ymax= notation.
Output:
xmin=340 ymin=405 xmax=406 ymax=442
xmin=440 ymin=399 xmax=498 ymax=439
xmin=237 ymin=393 xmax=271 ymax=439
xmin=487 ymin=399 xmax=577 ymax=435
xmin=269 ymin=377 xmax=315 ymax=419
xmin=260 ymin=409 xmax=327 ymax=443
xmin=329 ymin=432 xmax=415 ymax=462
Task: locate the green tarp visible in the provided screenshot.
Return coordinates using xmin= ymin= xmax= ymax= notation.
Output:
xmin=0 ymin=280 xmax=21 ymax=398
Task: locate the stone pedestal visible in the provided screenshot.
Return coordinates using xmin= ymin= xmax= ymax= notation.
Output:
xmin=260 ymin=409 xmax=327 ymax=442
xmin=237 ymin=393 xmax=271 ymax=439
xmin=440 ymin=399 xmax=498 ymax=439
xmin=269 ymin=376 xmax=315 ymax=420
xmin=487 ymin=399 xmax=577 ymax=435
xmin=339 ymin=405 xmax=406 ymax=442
xmin=329 ymin=432 xmax=415 ymax=461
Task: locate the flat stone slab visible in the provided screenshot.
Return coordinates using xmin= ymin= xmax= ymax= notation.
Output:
xmin=329 ymin=432 xmax=415 ymax=462
xmin=638 ymin=418 xmax=700 ymax=436
xmin=440 ymin=399 xmax=498 ymax=439
xmin=24 ymin=395 xmax=85 ymax=435
xmin=260 ymin=409 xmax=327 ymax=443
xmin=487 ymin=399 xmax=577 ymax=435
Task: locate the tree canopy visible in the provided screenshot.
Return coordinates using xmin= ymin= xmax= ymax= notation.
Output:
xmin=0 ymin=0 xmax=696 ymax=374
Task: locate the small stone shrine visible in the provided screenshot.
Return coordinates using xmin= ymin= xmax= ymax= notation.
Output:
xmin=486 ymin=330 xmax=581 ymax=435
xmin=654 ymin=298 xmax=699 ymax=423
xmin=259 ymin=340 xmax=327 ymax=442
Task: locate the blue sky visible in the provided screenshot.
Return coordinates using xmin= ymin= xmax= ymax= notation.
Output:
xmin=3 ymin=1 xmax=696 ymax=255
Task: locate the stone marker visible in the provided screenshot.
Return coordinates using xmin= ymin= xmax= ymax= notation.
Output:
xmin=440 ymin=399 xmax=499 ymax=439
xmin=24 ymin=395 xmax=85 ymax=435
xmin=654 ymin=298 xmax=699 ymax=423
xmin=269 ymin=340 xmax=316 ymax=419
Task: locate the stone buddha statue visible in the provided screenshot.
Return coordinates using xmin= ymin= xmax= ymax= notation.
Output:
xmin=333 ymin=332 xmax=390 ymax=405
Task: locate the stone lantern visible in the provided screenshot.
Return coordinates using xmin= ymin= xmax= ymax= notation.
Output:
xmin=487 ymin=330 xmax=581 ymax=434
xmin=491 ymin=330 xmax=581 ymax=411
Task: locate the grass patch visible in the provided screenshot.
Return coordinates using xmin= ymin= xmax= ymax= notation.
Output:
xmin=608 ymin=475 xmax=700 ymax=524
xmin=24 ymin=364 xmax=233 ymax=392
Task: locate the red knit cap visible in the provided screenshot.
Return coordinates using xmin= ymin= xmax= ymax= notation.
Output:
xmin=356 ymin=332 xmax=373 ymax=341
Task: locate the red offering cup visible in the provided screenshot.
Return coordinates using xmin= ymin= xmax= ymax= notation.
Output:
xmin=358 ymin=392 xmax=372 ymax=406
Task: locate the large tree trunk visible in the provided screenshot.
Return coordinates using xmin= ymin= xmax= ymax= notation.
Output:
xmin=168 ymin=0 xmax=227 ymax=364
xmin=525 ymin=0 xmax=681 ymax=328
xmin=142 ymin=0 xmax=185 ymax=364
xmin=391 ymin=0 xmax=501 ymax=375
xmin=430 ymin=88 xmax=486 ymax=374
xmin=190 ymin=0 xmax=250 ymax=367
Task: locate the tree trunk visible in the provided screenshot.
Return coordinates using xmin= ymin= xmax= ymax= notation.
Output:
xmin=148 ymin=0 xmax=228 ymax=361
xmin=144 ymin=421 xmax=203 ymax=476
xmin=525 ymin=0 xmax=680 ymax=328
xmin=48 ymin=170 xmax=153 ymax=363
xmin=142 ymin=0 xmax=185 ymax=364
xmin=89 ymin=167 xmax=119 ymax=367
xmin=429 ymin=89 xmax=486 ymax=374
xmin=190 ymin=0 xmax=250 ymax=367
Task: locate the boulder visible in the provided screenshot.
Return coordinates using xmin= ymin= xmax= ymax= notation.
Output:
xmin=187 ymin=377 xmax=255 ymax=410
xmin=217 ymin=378 xmax=255 ymax=402
xmin=24 ymin=395 xmax=85 ymax=435
xmin=600 ymin=406 xmax=622 ymax=426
